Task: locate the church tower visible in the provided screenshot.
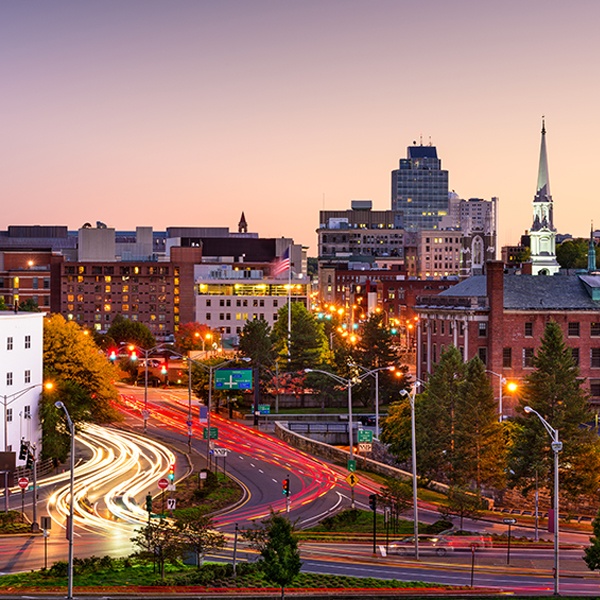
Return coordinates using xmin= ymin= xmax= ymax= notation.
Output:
xmin=529 ymin=118 xmax=560 ymax=275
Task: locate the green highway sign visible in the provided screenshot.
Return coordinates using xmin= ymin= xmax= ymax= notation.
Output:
xmin=357 ymin=429 xmax=373 ymax=443
xmin=347 ymin=459 xmax=356 ymax=472
xmin=258 ymin=404 xmax=270 ymax=415
xmin=202 ymin=427 xmax=219 ymax=440
xmin=214 ymin=369 xmax=253 ymax=390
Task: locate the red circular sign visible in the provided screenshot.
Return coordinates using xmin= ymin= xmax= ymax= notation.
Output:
xmin=157 ymin=477 xmax=169 ymax=490
xmin=18 ymin=477 xmax=29 ymax=490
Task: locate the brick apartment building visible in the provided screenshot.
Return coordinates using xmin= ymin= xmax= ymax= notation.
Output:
xmin=416 ymin=261 xmax=600 ymax=408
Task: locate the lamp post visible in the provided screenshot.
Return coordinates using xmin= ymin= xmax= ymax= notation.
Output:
xmin=351 ymin=364 xmax=395 ymax=438
xmin=524 ymin=406 xmax=561 ymax=595
xmin=486 ymin=371 xmax=517 ymax=422
xmin=400 ymin=380 xmax=422 ymax=559
xmin=125 ymin=342 xmax=172 ymax=433
xmin=54 ymin=401 xmax=74 ymax=600
xmin=2 ymin=383 xmax=50 ymax=452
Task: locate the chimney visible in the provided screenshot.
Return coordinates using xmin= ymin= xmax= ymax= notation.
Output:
xmin=486 ymin=261 xmax=504 ymax=373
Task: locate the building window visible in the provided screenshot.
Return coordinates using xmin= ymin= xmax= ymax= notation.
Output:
xmin=478 ymin=322 xmax=487 ymax=338
xmin=591 ymin=379 xmax=600 ymax=397
xmin=592 ymin=322 xmax=600 ymax=337
xmin=571 ymin=347 xmax=580 ymax=366
xmin=25 ymin=335 xmax=31 ymax=349
xmin=524 ymin=322 xmax=533 ymax=337
xmin=568 ymin=322 xmax=580 ymax=337
xmin=478 ymin=347 xmax=487 ymax=365
xmin=206 ymin=299 xmax=211 ymax=307
xmin=7 ymin=372 xmax=13 ymax=386
xmin=7 ymin=337 xmax=13 ymax=350
xmin=24 ymin=370 xmax=31 ymax=384
xmin=523 ymin=348 xmax=534 ymax=368
xmin=206 ymin=313 xmax=211 ymax=320
xmin=502 ymin=347 xmax=512 ymax=368
xmin=6 ymin=408 xmax=12 ymax=423
xmin=24 ymin=405 xmax=31 ymax=419
xmin=592 ymin=348 xmax=600 ymax=368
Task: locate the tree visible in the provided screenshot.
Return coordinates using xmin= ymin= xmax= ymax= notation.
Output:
xmin=584 ymin=508 xmax=600 ymax=571
xmin=18 ymin=298 xmax=40 ymax=312
xmin=453 ymin=357 xmax=506 ymax=491
xmin=379 ymin=478 xmax=412 ymax=533
xmin=239 ymin=319 xmax=275 ymax=366
xmin=106 ymin=314 xmax=155 ymax=349
xmin=39 ymin=380 xmax=92 ymax=462
xmin=44 ymin=314 xmax=120 ymax=423
xmin=174 ymin=508 xmax=225 ymax=567
xmin=131 ymin=520 xmax=181 ymax=579
xmin=244 ymin=512 xmax=301 ymax=600
xmin=508 ymin=321 xmax=600 ymax=505
xmin=556 ymin=238 xmax=589 ymax=270
xmin=438 ymin=486 xmax=486 ymax=530
xmin=272 ymin=302 xmax=329 ymax=371
xmin=175 ymin=322 xmax=213 ymax=354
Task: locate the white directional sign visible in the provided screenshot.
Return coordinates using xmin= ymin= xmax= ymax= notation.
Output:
xmin=212 ymin=447 xmax=229 ymax=457
xmin=358 ymin=443 xmax=373 ymax=453
xmin=167 ymin=498 xmax=176 ymax=510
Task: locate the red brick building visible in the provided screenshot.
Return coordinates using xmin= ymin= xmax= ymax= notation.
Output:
xmin=416 ymin=261 xmax=600 ymax=409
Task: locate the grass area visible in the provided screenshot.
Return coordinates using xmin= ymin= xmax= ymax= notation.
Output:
xmin=0 ymin=511 xmax=31 ymax=534
xmin=0 ymin=557 xmax=445 ymax=591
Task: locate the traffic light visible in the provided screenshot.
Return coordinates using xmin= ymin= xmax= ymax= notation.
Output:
xmin=108 ymin=349 xmax=117 ymax=361
xmin=168 ymin=463 xmax=175 ymax=482
xmin=19 ymin=440 xmax=28 ymax=461
xmin=161 ymin=362 xmax=168 ymax=375
xmin=282 ymin=476 xmax=290 ymax=497
xmin=130 ymin=349 xmax=138 ymax=361
xmin=26 ymin=449 xmax=34 ymax=470
xmin=145 ymin=493 xmax=153 ymax=513
xmin=368 ymin=494 xmax=377 ymax=511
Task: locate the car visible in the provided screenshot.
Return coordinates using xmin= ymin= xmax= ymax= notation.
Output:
xmin=358 ymin=415 xmax=376 ymax=426
xmin=442 ymin=530 xmax=493 ymax=549
xmin=388 ymin=535 xmax=453 ymax=556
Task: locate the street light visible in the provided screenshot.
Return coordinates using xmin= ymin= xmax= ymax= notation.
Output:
xmin=125 ymin=342 xmax=173 ymax=433
xmin=524 ymin=406 xmax=561 ymax=595
xmin=400 ymin=380 xmax=422 ymax=559
xmin=54 ymin=401 xmax=74 ymax=600
xmin=351 ymin=364 xmax=395 ymax=438
xmin=486 ymin=370 xmax=517 ymax=422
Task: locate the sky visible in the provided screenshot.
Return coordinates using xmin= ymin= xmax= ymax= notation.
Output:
xmin=2 ymin=0 xmax=600 ymax=254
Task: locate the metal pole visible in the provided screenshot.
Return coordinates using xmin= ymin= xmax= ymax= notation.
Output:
xmin=348 ymin=381 xmax=354 ymax=509
xmin=32 ymin=446 xmax=38 ymax=531
xmin=143 ymin=354 xmax=149 ymax=434
xmin=410 ymin=387 xmax=419 ymax=559
xmin=207 ymin=366 xmax=213 ymax=469
xmin=232 ymin=524 xmax=239 ymax=576
xmin=534 ymin=469 xmax=539 ymax=542
xmin=375 ymin=371 xmax=380 ymax=438
xmin=553 ymin=430 xmax=560 ymax=596
xmin=68 ymin=426 xmax=74 ymax=600
xmin=499 ymin=378 xmax=503 ymax=422
xmin=187 ymin=359 xmax=192 ymax=452
xmin=3 ymin=396 xmax=7 ymax=452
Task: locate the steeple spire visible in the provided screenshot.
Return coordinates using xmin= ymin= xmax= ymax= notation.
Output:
xmin=588 ymin=222 xmax=596 ymax=272
xmin=536 ymin=116 xmax=550 ymax=199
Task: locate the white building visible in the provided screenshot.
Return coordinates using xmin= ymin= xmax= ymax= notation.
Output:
xmin=0 ymin=311 xmax=44 ymax=463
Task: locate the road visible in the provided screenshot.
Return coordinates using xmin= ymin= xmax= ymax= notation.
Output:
xmin=0 ymin=383 xmax=598 ymax=594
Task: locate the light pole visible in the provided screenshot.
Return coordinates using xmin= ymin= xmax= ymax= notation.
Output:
xmin=54 ymin=401 xmax=74 ymax=600
xmin=524 ymin=406 xmax=561 ymax=595
xmin=486 ymin=370 xmax=518 ymax=422
xmin=400 ymin=380 xmax=422 ymax=559
xmin=351 ymin=364 xmax=395 ymax=438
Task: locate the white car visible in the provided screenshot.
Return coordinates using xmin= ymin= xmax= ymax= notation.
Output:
xmin=389 ymin=535 xmax=453 ymax=556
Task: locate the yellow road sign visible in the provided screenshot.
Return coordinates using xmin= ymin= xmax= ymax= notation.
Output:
xmin=345 ymin=472 xmax=359 ymax=487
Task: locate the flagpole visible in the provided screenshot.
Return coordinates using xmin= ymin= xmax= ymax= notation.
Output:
xmin=287 ymin=245 xmax=292 ymax=365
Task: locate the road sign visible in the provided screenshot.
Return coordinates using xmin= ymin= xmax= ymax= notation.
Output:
xmin=503 ymin=517 xmax=517 ymax=524
xmin=358 ymin=443 xmax=372 ymax=453
xmin=186 ymin=419 xmax=193 ymax=427
xmin=345 ymin=473 xmax=359 ymax=487
xmin=214 ymin=368 xmax=253 ymax=390
xmin=203 ymin=426 xmax=218 ymax=440
xmin=347 ymin=459 xmax=356 ymax=472
xmin=357 ymin=429 xmax=373 ymax=443
xmin=258 ymin=404 xmax=270 ymax=415
xmin=157 ymin=477 xmax=169 ymax=490
xmin=141 ymin=410 xmax=150 ymax=420
xmin=211 ymin=447 xmax=229 ymax=457
xmin=166 ymin=498 xmax=176 ymax=510
xmin=17 ymin=477 xmax=29 ymax=490
xmin=199 ymin=406 xmax=208 ymax=423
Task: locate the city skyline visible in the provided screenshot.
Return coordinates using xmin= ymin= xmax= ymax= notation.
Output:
xmin=2 ymin=1 xmax=599 ymax=253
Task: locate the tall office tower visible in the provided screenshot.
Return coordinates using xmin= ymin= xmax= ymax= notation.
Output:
xmin=529 ymin=119 xmax=560 ymax=275
xmin=391 ymin=142 xmax=449 ymax=231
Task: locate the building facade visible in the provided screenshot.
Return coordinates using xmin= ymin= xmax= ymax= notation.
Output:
xmin=0 ymin=311 xmax=44 ymax=461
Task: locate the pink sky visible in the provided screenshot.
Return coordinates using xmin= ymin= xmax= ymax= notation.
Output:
xmin=2 ymin=1 xmax=599 ymax=253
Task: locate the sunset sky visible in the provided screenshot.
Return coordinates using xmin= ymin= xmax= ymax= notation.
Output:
xmin=2 ymin=1 xmax=599 ymax=254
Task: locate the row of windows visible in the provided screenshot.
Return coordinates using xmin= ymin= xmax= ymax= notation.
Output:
xmin=5 ymin=370 xmax=32 ymax=385
xmin=4 ymin=336 xmax=32 ymax=350
xmin=502 ymin=347 xmax=600 ymax=369
xmin=64 ymin=265 xmax=170 ymax=276
xmin=523 ymin=322 xmax=600 ymax=337
xmin=204 ymin=313 xmax=276 ymax=322
xmin=204 ymin=298 xmax=278 ymax=308
xmin=6 ymin=405 xmax=31 ymax=422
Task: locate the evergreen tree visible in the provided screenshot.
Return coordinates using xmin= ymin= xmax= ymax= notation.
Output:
xmin=509 ymin=321 xmax=600 ymax=504
xmin=454 ymin=357 xmax=506 ymax=491
xmin=272 ymin=302 xmax=329 ymax=371
xmin=106 ymin=314 xmax=156 ymax=349
xmin=584 ymin=508 xmax=600 ymax=571
xmin=239 ymin=319 xmax=275 ymax=366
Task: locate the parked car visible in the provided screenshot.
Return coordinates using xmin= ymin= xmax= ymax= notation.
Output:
xmin=357 ymin=415 xmax=376 ymax=426
xmin=442 ymin=530 xmax=493 ymax=549
xmin=388 ymin=535 xmax=453 ymax=556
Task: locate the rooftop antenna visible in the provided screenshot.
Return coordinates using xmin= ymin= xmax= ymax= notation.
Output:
xmin=428 ymin=136 xmax=432 ymax=146
xmin=419 ymin=134 xmax=423 ymax=145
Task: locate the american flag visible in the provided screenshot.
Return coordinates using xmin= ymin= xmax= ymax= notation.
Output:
xmin=272 ymin=247 xmax=290 ymax=277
